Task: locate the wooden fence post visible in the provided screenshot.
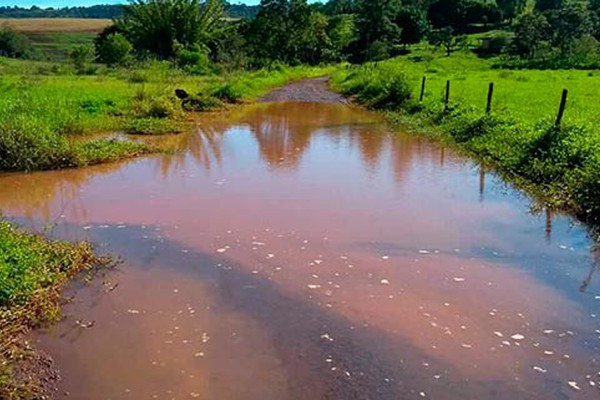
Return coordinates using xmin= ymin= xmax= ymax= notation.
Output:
xmin=486 ymin=82 xmax=494 ymax=115
xmin=444 ymin=80 xmax=450 ymax=112
xmin=419 ymin=76 xmax=426 ymax=102
xmin=555 ymin=89 xmax=568 ymax=127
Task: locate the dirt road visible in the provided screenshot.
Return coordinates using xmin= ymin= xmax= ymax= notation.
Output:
xmin=260 ymin=76 xmax=348 ymax=104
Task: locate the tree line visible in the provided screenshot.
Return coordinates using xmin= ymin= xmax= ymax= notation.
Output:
xmin=3 ymin=0 xmax=600 ymax=70
xmin=0 ymin=3 xmax=258 ymax=19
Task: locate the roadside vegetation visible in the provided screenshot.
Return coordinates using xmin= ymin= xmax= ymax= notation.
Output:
xmin=0 ymin=220 xmax=110 ymax=399
xmin=332 ymin=50 xmax=600 ymax=224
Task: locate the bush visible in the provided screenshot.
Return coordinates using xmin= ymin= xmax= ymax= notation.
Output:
xmin=70 ymin=45 xmax=92 ymax=75
xmin=97 ymin=33 xmax=133 ymax=66
xmin=177 ymin=47 xmax=212 ymax=75
xmin=211 ymin=83 xmax=244 ymax=103
xmin=0 ymin=27 xmax=33 ymax=59
xmin=563 ymin=35 xmax=600 ymax=69
xmin=131 ymin=89 xmax=182 ymax=119
xmin=475 ymin=32 xmax=511 ymax=55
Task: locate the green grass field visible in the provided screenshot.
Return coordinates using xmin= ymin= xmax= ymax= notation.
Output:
xmin=25 ymin=32 xmax=97 ymax=61
xmin=361 ymin=48 xmax=600 ymax=128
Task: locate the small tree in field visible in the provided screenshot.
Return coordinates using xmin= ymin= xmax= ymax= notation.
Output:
xmin=428 ymin=27 xmax=465 ymax=56
xmin=70 ymin=45 xmax=91 ymax=74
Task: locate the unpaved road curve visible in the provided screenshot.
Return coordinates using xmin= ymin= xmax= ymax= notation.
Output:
xmin=261 ymin=76 xmax=349 ymax=104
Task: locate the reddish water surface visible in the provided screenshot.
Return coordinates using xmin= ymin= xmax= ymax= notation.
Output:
xmin=1 ymin=102 xmax=600 ymax=399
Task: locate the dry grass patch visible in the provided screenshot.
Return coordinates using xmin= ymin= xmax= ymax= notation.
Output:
xmin=0 ymin=18 xmax=111 ymax=34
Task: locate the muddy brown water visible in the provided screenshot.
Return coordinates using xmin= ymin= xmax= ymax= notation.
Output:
xmin=1 ymin=102 xmax=600 ymax=400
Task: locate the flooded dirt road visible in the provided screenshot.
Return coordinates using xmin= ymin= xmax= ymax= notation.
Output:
xmin=1 ymin=102 xmax=599 ymax=399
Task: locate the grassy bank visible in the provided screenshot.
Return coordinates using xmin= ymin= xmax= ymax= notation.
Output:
xmin=332 ymin=50 xmax=600 ymax=226
xmin=0 ymin=57 xmax=333 ymax=172
xmin=0 ymin=220 xmax=109 ymax=398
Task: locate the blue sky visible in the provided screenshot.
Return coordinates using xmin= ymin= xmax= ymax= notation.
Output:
xmin=1 ymin=0 xmax=263 ymax=7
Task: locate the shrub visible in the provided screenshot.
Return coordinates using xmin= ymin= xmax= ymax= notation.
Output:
xmin=177 ymin=48 xmax=212 ymax=75
xmin=0 ymin=27 xmax=33 ymax=59
xmin=475 ymin=32 xmax=511 ymax=55
xmin=211 ymin=83 xmax=244 ymax=103
xmin=563 ymin=35 xmax=600 ymax=69
xmin=97 ymin=33 xmax=133 ymax=67
xmin=69 ymin=45 xmax=92 ymax=75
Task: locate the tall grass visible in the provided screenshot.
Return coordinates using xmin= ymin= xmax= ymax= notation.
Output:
xmin=333 ymin=51 xmax=600 ymax=225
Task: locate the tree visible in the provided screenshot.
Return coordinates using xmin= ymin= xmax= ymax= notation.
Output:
xmin=427 ymin=0 xmax=467 ymax=32
xmin=118 ymin=0 xmax=227 ymax=59
xmin=535 ymin=0 xmax=566 ymax=13
xmin=248 ymin=0 xmax=292 ymax=63
xmin=590 ymin=0 xmax=600 ymax=39
xmin=509 ymin=12 xmax=550 ymax=58
xmin=464 ymin=0 xmax=502 ymax=26
xmin=353 ymin=0 xmax=402 ymax=61
xmin=327 ymin=14 xmax=356 ymax=59
xmin=248 ymin=0 xmax=335 ymax=65
xmin=395 ymin=6 xmax=429 ymax=50
xmin=496 ymin=0 xmax=527 ymax=22
xmin=323 ymin=0 xmax=356 ymax=15
xmin=97 ymin=32 xmax=133 ymax=66
xmin=548 ymin=2 xmax=593 ymax=50
xmin=428 ymin=26 xmax=466 ymax=56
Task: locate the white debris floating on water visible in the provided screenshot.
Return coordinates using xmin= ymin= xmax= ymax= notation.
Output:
xmin=568 ymin=381 xmax=581 ymax=391
xmin=511 ymin=334 xmax=525 ymax=341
